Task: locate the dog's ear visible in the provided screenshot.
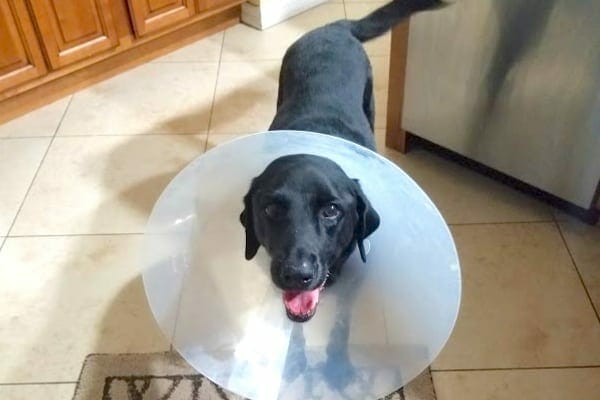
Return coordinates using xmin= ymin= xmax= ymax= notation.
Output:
xmin=240 ymin=189 xmax=260 ymax=260
xmin=353 ymin=179 xmax=380 ymax=263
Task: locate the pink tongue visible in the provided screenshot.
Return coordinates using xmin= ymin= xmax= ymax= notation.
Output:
xmin=283 ymin=289 xmax=321 ymax=316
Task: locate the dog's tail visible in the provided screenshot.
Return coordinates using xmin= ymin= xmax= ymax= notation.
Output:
xmin=349 ymin=0 xmax=447 ymax=42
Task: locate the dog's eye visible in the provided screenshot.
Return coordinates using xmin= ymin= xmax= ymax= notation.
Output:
xmin=265 ymin=204 xmax=285 ymax=219
xmin=321 ymin=204 xmax=342 ymax=220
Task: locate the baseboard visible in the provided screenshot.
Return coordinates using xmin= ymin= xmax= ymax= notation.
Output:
xmin=241 ymin=0 xmax=328 ymax=30
xmin=406 ymin=133 xmax=600 ymax=225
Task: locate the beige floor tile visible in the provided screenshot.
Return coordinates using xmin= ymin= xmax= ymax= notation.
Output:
xmin=57 ymin=63 xmax=218 ymax=135
xmin=374 ymin=128 xmax=386 ymax=153
xmin=433 ymin=223 xmax=600 ymax=369
xmin=371 ymin=56 xmax=390 ymax=129
xmin=0 ymin=138 xmax=50 ymax=236
xmin=0 ymin=97 xmax=71 ymax=138
xmin=152 ymin=32 xmax=223 ymax=63
xmin=206 ymin=133 xmax=251 ymax=150
xmin=558 ymin=217 xmax=600 ymax=314
xmin=432 ymin=368 xmax=600 ymax=400
xmin=222 ymin=3 xmax=346 ymax=61
xmin=0 ymin=235 xmax=168 ymax=383
xmin=345 ymin=2 xmax=391 ymax=57
xmin=12 ymin=135 xmax=205 ymax=235
xmin=211 ymin=57 xmax=386 ymax=135
xmin=383 ymin=148 xmax=554 ymax=224
xmin=210 ymin=61 xmax=280 ymax=134
xmin=0 ymin=383 xmax=76 ymax=400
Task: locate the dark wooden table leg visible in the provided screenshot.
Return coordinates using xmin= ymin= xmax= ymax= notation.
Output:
xmin=385 ymin=21 xmax=411 ymax=154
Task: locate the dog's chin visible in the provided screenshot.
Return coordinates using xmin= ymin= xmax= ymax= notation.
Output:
xmin=282 ymin=282 xmax=326 ymax=323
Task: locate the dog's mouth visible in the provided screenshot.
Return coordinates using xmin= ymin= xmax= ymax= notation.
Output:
xmin=282 ymin=285 xmax=325 ymax=322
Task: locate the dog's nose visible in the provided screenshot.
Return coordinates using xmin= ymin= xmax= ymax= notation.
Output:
xmin=282 ymin=259 xmax=315 ymax=288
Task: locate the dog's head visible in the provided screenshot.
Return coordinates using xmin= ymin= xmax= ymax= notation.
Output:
xmin=240 ymin=154 xmax=380 ymax=322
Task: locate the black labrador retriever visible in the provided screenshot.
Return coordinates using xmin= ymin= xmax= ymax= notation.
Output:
xmin=241 ymin=0 xmax=445 ymax=322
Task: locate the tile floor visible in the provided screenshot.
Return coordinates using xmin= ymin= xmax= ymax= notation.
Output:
xmin=0 ymin=2 xmax=599 ymax=399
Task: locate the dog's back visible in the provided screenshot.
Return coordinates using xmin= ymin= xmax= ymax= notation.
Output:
xmin=269 ymin=0 xmax=445 ymax=150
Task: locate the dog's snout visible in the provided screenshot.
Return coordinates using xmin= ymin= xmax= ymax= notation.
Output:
xmin=281 ymin=257 xmax=317 ymax=289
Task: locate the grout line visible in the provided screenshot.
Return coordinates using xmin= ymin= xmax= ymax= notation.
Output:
xmin=4 ymin=96 xmax=74 ymax=239
xmin=0 ymin=381 xmax=77 ymax=386
xmin=551 ymin=206 xmax=559 ymax=223
xmin=448 ymin=220 xmax=555 ymax=227
xmin=218 ymin=58 xmax=283 ymax=63
xmin=0 ymin=135 xmax=56 ymax=140
xmin=555 ymin=221 xmax=600 ymax=324
xmin=53 ymin=95 xmax=74 ymax=138
xmin=216 ymin=55 xmax=389 ymax=64
xmin=217 ymin=55 xmax=390 ymax=62
xmin=205 ymin=31 xmax=226 ymax=149
xmin=429 ymin=366 xmax=439 ymax=400
xmin=26 ymin=132 xmax=208 ymax=138
xmin=150 ymin=61 xmax=224 ymax=64
xmin=431 ymin=365 xmax=600 ymax=373
xmin=7 ymin=232 xmax=144 ymax=238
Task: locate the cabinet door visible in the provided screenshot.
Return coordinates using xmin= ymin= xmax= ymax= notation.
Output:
xmin=127 ymin=0 xmax=196 ymax=37
xmin=28 ymin=0 xmax=120 ymax=69
xmin=0 ymin=0 xmax=47 ymax=92
xmin=196 ymin=0 xmax=238 ymax=13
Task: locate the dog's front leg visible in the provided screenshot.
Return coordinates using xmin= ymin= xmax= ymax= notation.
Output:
xmin=282 ymin=323 xmax=308 ymax=382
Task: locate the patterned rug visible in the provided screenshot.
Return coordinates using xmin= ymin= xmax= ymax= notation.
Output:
xmin=71 ymin=352 xmax=436 ymax=400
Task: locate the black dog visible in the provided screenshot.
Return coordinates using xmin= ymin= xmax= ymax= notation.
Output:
xmin=241 ymin=0 xmax=445 ymax=322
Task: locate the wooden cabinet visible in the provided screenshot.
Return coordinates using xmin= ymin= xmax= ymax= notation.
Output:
xmin=127 ymin=0 xmax=196 ymax=36
xmin=196 ymin=0 xmax=237 ymax=12
xmin=28 ymin=0 xmax=120 ymax=69
xmin=0 ymin=0 xmax=47 ymax=92
xmin=1 ymin=0 xmax=241 ymax=121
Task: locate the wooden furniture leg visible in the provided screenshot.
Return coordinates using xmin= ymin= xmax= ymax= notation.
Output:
xmin=385 ymin=21 xmax=411 ymax=153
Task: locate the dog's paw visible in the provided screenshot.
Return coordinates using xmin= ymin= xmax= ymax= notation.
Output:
xmin=322 ymin=355 xmax=356 ymax=390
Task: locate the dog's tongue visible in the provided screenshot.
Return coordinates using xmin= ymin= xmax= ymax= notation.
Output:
xmin=283 ymin=289 xmax=320 ymax=317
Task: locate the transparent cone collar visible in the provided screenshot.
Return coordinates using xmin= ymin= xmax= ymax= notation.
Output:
xmin=142 ymin=131 xmax=461 ymax=400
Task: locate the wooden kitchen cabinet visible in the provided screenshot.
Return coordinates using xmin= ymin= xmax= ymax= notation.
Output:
xmin=1 ymin=0 xmax=242 ymax=123
xmin=28 ymin=0 xmax=120 ymax=69
xmin=0 ymin=0 xmax=47 ymax=92
xmin=196 ymin=0 xmax=238 ymax=12
xmin=127 ymin=0 xmax=197 ymax=36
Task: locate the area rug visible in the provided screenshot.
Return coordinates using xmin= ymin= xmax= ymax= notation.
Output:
xmin=71 ymin=352 xmax=436 ymax=400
